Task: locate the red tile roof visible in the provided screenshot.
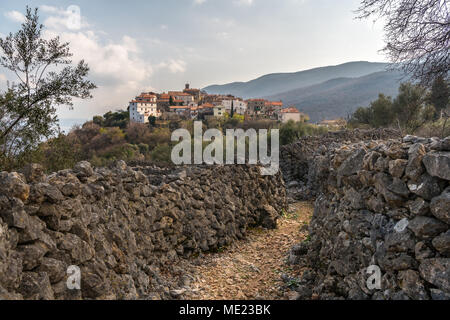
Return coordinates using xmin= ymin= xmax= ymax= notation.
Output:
xmin=280 ymin=107 xmax=300 ymax=113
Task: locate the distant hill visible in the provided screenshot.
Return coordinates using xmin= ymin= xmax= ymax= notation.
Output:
xmin=203 ymin=61 xmax=390 ymax=98
xmin=264 ymin=70 xmax=406 ymax=122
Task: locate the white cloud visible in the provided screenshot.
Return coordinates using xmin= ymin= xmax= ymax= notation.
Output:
xmin=38 ymin=9 xmax=160 ymax=118
xmin=217 ymin=32 xmax=230 ymax=39
xmin=194 ymin=0 xmax=207 ymax=5
xmin=4 ymin=11 xmax=26 ymax=23
xmin=158 ymin=59 xmax=187 ymax=74
xmin=40 ymin=5 xmax=89 ymax=31
xmin=0 ymin=74 xmax=7 ymax=82
xmin=233 ymin=0 xmax=254 ymax=6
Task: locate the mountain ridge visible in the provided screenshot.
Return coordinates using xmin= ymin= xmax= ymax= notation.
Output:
xmin=203 ymin=61 xmax=406 ymax=122
xmin=203 ymin=61 xmax=390 ymax=98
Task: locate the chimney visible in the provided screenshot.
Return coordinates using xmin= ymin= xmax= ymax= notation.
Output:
xmin=185 ymin=83 xmax=190 ymax=90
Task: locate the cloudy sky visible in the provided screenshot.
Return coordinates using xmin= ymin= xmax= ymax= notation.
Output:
xmin=0 ymin=0 xmax=385 ymax=125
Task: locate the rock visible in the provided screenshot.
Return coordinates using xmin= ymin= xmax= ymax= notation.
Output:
xmin=58 ymin=233 xmax=95 ymax=264
xmin=430 ymin=137 xmax=450 ymax=151
xmin=338 ymin=149 xmax=366 ymax=177
xmin=415 ymin=242 xmax=435 ymax=261
xmin=419 ymin=258 xmax=450 ymax=292
xmin=407 ymin=198 xmax=430 ymax=216
xmin=21 ymin=164 xmax=45 ymax=183
xmin=384 ymin=230 xmax=415 ymax=253
xmin=73 ymin=161 xmax=94 ymax=177
xmin=388 ymin=159 xmax=407 ymax=178
xmin=423 ymin=151 xmax=450 ymax=180
xmin=37 ymin=258 xmax=66 ymax=284
xmin=432 ymin=231 xmax=450 ymax=256
xmin=258 ymin=204 xmax=279 ymax=229
xmin=397 ymin=270 xmax=429 ymax=300
xmin=430 ymin=289 xmax=450 ymax=300
xmin=0 ymin=172 xmax=30 ymax=201
xmin=19 ymin=272 xmax=54 ymax=300
xmin=408 ymin=216 xmax=448 ymax=239
xmin=17 ymin=242 xmax=49 ymax=270
xmin=407 ymin=174 xmax=442 ymax=200
xmin=430 ymin=190 xmax=450 ymax=224
xmin=405 ymin=143 xmax=426 ymax=180
xmin=374 ymin=173 xmax=405 ymax=206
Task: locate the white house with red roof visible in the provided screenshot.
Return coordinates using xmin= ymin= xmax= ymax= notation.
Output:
xmin=129 ymin=92 xmax=161 ymax=123
xmin=278 ymin=107 xmax=302 ymax=123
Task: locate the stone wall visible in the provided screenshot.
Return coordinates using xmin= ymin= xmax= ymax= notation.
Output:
xmin=280 ymin=128 xmax=400 ymax=200
xmin=0 ymin=161 xmax=286 ymax=300
xmin=286 ymin=135 xmax=450 ymax=300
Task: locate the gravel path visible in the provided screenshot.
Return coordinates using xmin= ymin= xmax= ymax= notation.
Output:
xmin=182 ymin=201 xmax=314 ymax=300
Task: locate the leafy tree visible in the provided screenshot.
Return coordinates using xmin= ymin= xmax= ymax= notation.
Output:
xmin=148 ymin=115 xmax=157 ymax=127
xmin=279 ymin=120 xmax=326 ymax=145
xmin=102 ymin=110 xmax=129 ymax=129
xmin=357 ymin=0 xmax=449 ymax=85
xmin=0 ymin=7 xmax=95 ymax=169
xmin=29 ymin=133 xmax=81 ymax=172
xmin=429 ymin=76 xmax=449 ymax=119
xmin=392 ymin=82 xmax=429 ymax=133
xmin=350 ymin=106 xmax=373 ymax=125
xmin=93 ymin=115 xmax=104 ymax=126
xmin=370 ymin=94 xmax=394 ymax=127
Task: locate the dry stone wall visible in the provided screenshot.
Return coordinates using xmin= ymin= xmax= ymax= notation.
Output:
xmin=280 ymin=128 xmax=400 ymax=200
xmin=286 ymin=135 xmax=450 ymax=300
xmin=0 ymin=161 xmax=287 ymax=300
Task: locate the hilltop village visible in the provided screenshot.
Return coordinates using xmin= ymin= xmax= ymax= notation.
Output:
xmin=128 ymin=83 xmax=310 ymax=124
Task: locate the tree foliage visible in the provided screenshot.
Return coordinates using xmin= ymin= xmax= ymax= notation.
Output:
xmin=0 ymin=7 xmax=96 ymax=169
xmin=350 ymin=82 xmax=437 ymax=134
xmin=429 ymin=76 xmax=450 ymax=118
xmin=357 ymin=0 xmax=449 ymax=85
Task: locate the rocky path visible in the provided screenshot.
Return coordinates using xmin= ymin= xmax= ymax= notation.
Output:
xmin=181 ymin=202 xmax=313 ymax=300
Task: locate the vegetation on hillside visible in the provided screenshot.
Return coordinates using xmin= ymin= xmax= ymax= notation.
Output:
xmin=349 ymin=79 xmax=449 ymax=137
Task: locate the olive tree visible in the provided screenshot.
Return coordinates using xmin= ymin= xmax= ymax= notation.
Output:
xmin=0 ymin=7 xmax=96 ymax=169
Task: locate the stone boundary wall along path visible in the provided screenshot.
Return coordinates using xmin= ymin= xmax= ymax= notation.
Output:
xmin=0 ymin=162 xmax=287 ymax=299
xmin=285 ymin=135 xmax=450 ymax=300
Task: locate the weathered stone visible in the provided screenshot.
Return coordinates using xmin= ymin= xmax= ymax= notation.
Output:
xmin=408 ymin=216 xmax=448 ymax=239
xmin=388 ymin=159 xmax=407 ymax=178
xmin=58 ymin=233 xmax=95 ymax=264
xmin=407 ymin=174 xmax=442 ymax=200
xmin=338 ymin=149 xmax=366 ymax=177
xmin=397 ymin=270 xmax=429 ymax=300
xmin=17 ymin=242 xmax=49 ymax=270
xmin=258 ymin=204 xmax=279 ymax=229
xmin=384 ymin=230 xmax=415 ymax=253
xmin=419 ymin=258 xmax=450 ymax=292
xmin=415 ymin=242 xmax=435 ymax=261
xmin=423 ymin=151 xmax=450 ymax=180
xmin=73 ymin=161 xmax=94 ymax=177
xmin=21 ymin=163 xmax=45 ymax=183
xmin=430 ymin=190 xmax=450 ymax=224
xmin=0 ymin=172 xmax=30 ymax=201
xmin=407 ymin=198 xmax=430 ymax=216
xmin=432 ymin=231 xmax=450 ymax=256
xmin=19 ymin=272 xmax=54 ymax=300
xmin=430 ymin=289 xmax=450 ymax=300
xmin=37 ymin=258 xmax=66 ymax=284
xmin=405 ymin=143 xmax=426 ymax=180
